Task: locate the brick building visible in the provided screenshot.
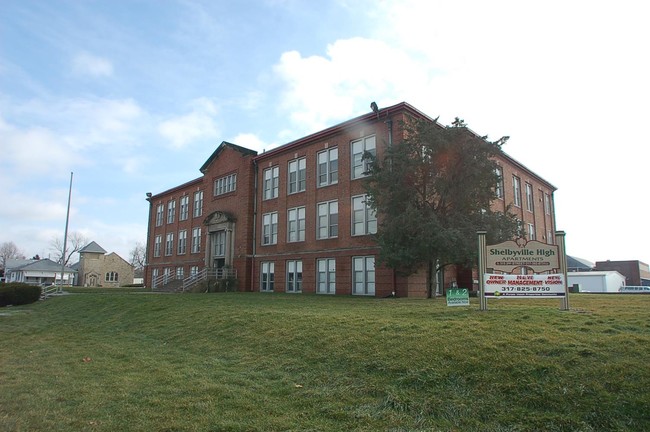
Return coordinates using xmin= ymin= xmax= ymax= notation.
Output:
xmin=593 ymin=260 xmax=650 ymax=286
xmin=144 ymin=102 xmax=557 ymax=297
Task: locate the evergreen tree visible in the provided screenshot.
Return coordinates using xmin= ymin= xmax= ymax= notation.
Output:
xmin=364 ymin=116 xmax=519 ymax=297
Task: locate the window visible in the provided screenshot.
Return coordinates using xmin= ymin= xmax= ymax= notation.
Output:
xmin=317 ymin=147 xmax=338 ymax=187
xmin=163 ymin=267 xmax=172 ymax=283
xmin=214 ymin=173 xmax=237 ymax=196
xmin=176 ymin=267 xmax=184 ymax=279
xmin=193 ymin=191 xmax=203 ymax=217
xmin=155 ymin=204 xmax=164 ymax=226
xmin=286 ymin=260 xmax=303 ymax=293
xmin=105 ymin=271 xmax=118 ymax=282
xmin=525 ymin=183 xmax=534 ymax=212
xmin=167 ymin=200 xmax=176 ymax=224
xmin=179 ymin=196 xmax=189 ymax=221
xmin=262 ymin=212 xmax=278 ymax=245
xmin=190 ymin=266 xmax=199 ymax=277
xmin=261 ymin=262 xmax=274 ymax=292
xmin=287 ymin=207 xmax=306 ymax=243
xmin=191 ymin=228 xmax=201 ymax=253
xmin=288 ymin=157 xmax=306 ymax=194
xmin=214 ymin=231 xmax=226 ymax=257
xmin=512 ymin=176 xmax=521 ymax=207
xmin=495 ymin=167 xmax=504 ymax=199
xmin=152 ymin=268 xmax=159 ymax=280
xmin=352 ymin=195 xmax=377 ymax=236
xmin=317 ymin=258 xmax=336 ymax=294
xmin=547 ymin=230 xmax=553 ymax=244
xmin=263 ymin=166 xmax=279 ymax=200
xmin=353 ymin=256 xmax=375 ymax=295
xmin=317 ymin=200 xmax=338 ymax=239
xmin=178 ymin=230 xmax=187 ymax=255
xmin=351 ymin=135 xmax=376 ymax=179
xmin=527 ymin=223 xmax=536 ymax=240
xmin=154 ymin=235 xmax=162 ymax=257
xmin=544 ymin=193 xmax=551 ymax=215
xmin=165 ymin=233 xmax=174 ymax=256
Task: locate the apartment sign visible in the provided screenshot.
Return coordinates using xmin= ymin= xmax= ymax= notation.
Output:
xmin=483 ymin=274 xmax=566 ymax=298
xmin=486 ymin=239 xmax=559 ymax=273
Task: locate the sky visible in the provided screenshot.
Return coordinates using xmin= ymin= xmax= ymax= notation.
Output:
xmin=1 ymin=0 xmax=649 ymax=267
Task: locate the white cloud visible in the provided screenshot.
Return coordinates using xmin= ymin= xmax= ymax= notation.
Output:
xmin=158 ymin=98 xmax=220 ymax=149
xmin=229 ymin=133 xmax=268 ymax=153
xmin=72 ymin=52 xmax=114 ymax=77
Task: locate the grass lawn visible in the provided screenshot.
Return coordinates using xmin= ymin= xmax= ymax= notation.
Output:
xmin=1 ymin=292 xmax=649 ymax=431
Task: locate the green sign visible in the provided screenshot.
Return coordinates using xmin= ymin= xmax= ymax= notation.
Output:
xmin=446 ymin=288 xmax=470 ymax=307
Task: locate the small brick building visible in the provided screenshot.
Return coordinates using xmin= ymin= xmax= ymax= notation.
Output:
xmin=76 ymin=241 xmax=135 ymax=287
xmin=144 ymin=102 xmax=557 ymax=297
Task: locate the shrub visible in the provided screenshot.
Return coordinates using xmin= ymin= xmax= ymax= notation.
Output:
xmin=0 ymin=283 xmax=41 ymax=307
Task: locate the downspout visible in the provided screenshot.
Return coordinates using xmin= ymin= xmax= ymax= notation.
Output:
xmin=251 ymin=159 xmax=258 ymax=292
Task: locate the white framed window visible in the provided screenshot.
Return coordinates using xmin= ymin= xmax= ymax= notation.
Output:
xmin=214 ymin=231 xmax=226 ymax=257
xmin=105 ymin=271 xmax=118 ymax=282
xmin=495 ymin=167 xmax=504 ymax=199
xmin=214 ymin=173 xmax=237 ymax=196
xmin=528 ymin=223 xmax=536 ymax=240
xmin=191 ymin=227 xmax=201 ymax=253
xmin=176 ymin=267 xmax=184 ymax=279
xmin=351 ymin=135 xmax=376 ymax=179
xmin=513 ymin=176 xmax=521 ymax=208
xmin=317 ymin=147 xmax=338 ymax=187
xmin=286 ymin=260 xmax=303 ymax=293
xmin=287 ymin=206 xmax=306 ymax=243
xmin=155 ymin=204 xmax=164 ymax=226
xmin=179 ymin=196 xmax=189 ymax=221
xmin=163 ymin=267 xmax=172 ymax=284
xmin=263 ymin=166 xmax=279 ymax=200
xmin=352 ymin=195 xmax=377 ymax=236
xmin=152 ymin=268 xmax=159 ymax=279
xmin=317 ymin=200 xmax=338 ymax=239
xmin=167 ymin=200 xmax=176 ymax=224
xmin=262 ymin=212 xmax=278 ymax=245
xmin=544 ymin=193 xmax=551 ymax=215
xmin=178 ymin=230 xmax=187 ymax=255
xmin=353 ymin=256 xmax=375 ymax=295
xmin=165 ymin=233 xmax=174 ymax=256
xmin=525 ymin=183 xmax=534 ymax=212
xmin=190 ymin=266 xmax=199 ymax=277
xmin=317 ymin=258 xmax=336 ymax=294
xmin=193 ymin=191 xmax=203 ymax=217
xmin=154 ymin=235 xmax=162 ymax=257
xmin=288 ymin=157 xmax=306 ymax=194
xmin=261 ymin=262 xmax=274 ymax=292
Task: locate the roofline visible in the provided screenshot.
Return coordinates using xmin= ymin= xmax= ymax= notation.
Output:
xmin=200 ymin=141 xmax=257 ymax=174
xmin=149 ymin=176 xmax=203 ymax=201
xmin=254 ymin=102 xmax=433 ymax=161
xmin=497 ymin=150 xmax=557 ymax=191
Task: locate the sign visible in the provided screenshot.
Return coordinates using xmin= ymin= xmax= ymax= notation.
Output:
xmin=446 ymin=288 xmax=470 ymax=306
xmin=484 ymin=274 xmax=566 ymax=298
xmin=486 ymin=239 xmax=559 ymax=273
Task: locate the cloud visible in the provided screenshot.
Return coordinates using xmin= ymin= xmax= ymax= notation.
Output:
xmin=273 ymin=37 xmax=436 ymax=134
xmin=229 ymin=133 xmax=268 ymax=153
xmin=158 ymin=98 xmax=220 ymax=149
xmin=72 ymin=52 xmax=114 ymax=77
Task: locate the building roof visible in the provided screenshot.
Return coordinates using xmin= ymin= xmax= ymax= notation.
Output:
xmin=567 ymin=271 xmax=624 ymax=278
xmin=200 ymin=141 xmax=258 ymax=174
xmin=79 ymin=241 xmax=107 ymax=254
xmin=10 ymin=258 xmax=76 ymax=273
xmin=567 ymin=255 xmax=594 ymax=270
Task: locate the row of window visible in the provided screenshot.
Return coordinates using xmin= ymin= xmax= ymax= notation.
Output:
xmin=262 ymin=135 xmax=376 ymax=201
xmin=153 ymin=256 xmax=376 ymax=295
xmin=495 ymin=167 xmax=552 ymax=215
xmin=155 ymin=191 xmax=204 ymax=227
xmin=262 ymin=195 xmax=377 ymax=245
xmin=153 ymin=227 xmax=202 ymax=257
xmin=261 ymin=256 xmax=376 ymax=295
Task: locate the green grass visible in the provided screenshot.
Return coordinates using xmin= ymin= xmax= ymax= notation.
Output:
xmin=1 ymin=293 xmax=649 ymax=431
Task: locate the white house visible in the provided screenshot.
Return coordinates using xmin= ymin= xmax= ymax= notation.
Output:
xmin=567 ymin=271 xmax=626 ymax=293
xmin=5 ymin=258 xmax=76 ymax=286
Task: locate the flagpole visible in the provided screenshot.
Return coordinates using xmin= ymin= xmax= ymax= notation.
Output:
xmin=59 ymin=172 xmax=73 ymax=293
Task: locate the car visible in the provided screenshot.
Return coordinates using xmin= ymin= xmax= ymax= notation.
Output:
xmin=619 ymin=286 xmax=650 ymax=293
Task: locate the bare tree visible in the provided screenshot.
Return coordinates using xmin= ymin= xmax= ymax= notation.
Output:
xmin=49 ymin=232 xmax=89 ymax=266
xmin=129 ymin=242 xmax=146 ymax=271
xmin=0 ymin=241 xmax=25 ymax=271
